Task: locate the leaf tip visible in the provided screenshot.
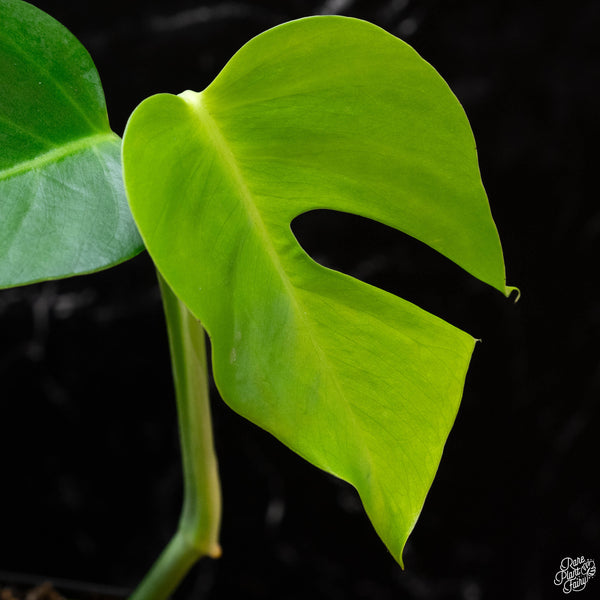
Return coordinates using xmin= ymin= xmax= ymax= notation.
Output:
xmin=505 ymin=285 xmax=521 ymax=303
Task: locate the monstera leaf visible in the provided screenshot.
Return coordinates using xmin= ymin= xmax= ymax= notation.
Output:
xmin=0 ymin=0 xmax=142 ymax=288
xmin=123 ymin=16 xmax=512 ymax=565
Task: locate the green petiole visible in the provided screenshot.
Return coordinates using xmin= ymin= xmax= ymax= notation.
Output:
xmin=129 ymin=273 xmax=221 ymax=600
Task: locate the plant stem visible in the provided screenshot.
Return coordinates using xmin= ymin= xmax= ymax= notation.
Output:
xmin=129 ymin=274 xmax=222 ymax=600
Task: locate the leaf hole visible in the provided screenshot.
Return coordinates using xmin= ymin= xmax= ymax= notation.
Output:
xmin=291 ymin=209 xmax=501 ymax=332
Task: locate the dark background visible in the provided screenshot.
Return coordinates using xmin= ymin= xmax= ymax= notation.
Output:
xmin=1 ymin=1 xmax=599 ymax=598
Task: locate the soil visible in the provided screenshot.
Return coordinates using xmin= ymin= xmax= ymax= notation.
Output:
xmin=0 ymin=582 xmax=124 ymax=600
xmin=0 ymin=583 xmax=68 ymax=600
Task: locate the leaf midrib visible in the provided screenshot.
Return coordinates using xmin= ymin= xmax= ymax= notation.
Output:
xmin=0 ymin=132 xmax=119 ymax=182
xmin=180 ymin=91 xmax=295 ymax=296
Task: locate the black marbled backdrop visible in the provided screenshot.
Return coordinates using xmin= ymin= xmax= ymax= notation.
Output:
xmin=1 ymin=1 xmax=598 ymax=599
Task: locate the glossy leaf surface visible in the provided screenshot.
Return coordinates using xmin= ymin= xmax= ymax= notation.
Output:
xmin=123 ymin=16 xmax=511 ymax=565
xmin=0 ymin=0 xmax=142 ymax=288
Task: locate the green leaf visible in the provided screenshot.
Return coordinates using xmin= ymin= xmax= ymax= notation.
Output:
xmin=123 ymin=16 xmax=511 ymax=565
xmin=0 ymin=0 xmax=143 ymax=288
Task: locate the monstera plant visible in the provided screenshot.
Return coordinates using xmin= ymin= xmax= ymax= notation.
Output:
xmin=0 ymin=1 xmax=515 ymax=598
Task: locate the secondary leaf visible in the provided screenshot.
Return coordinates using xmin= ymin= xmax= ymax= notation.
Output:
xmin=123 ymin=16 xmax=511 ymax=565
xmin=0 ymin=0 xmax=143 ymax=288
